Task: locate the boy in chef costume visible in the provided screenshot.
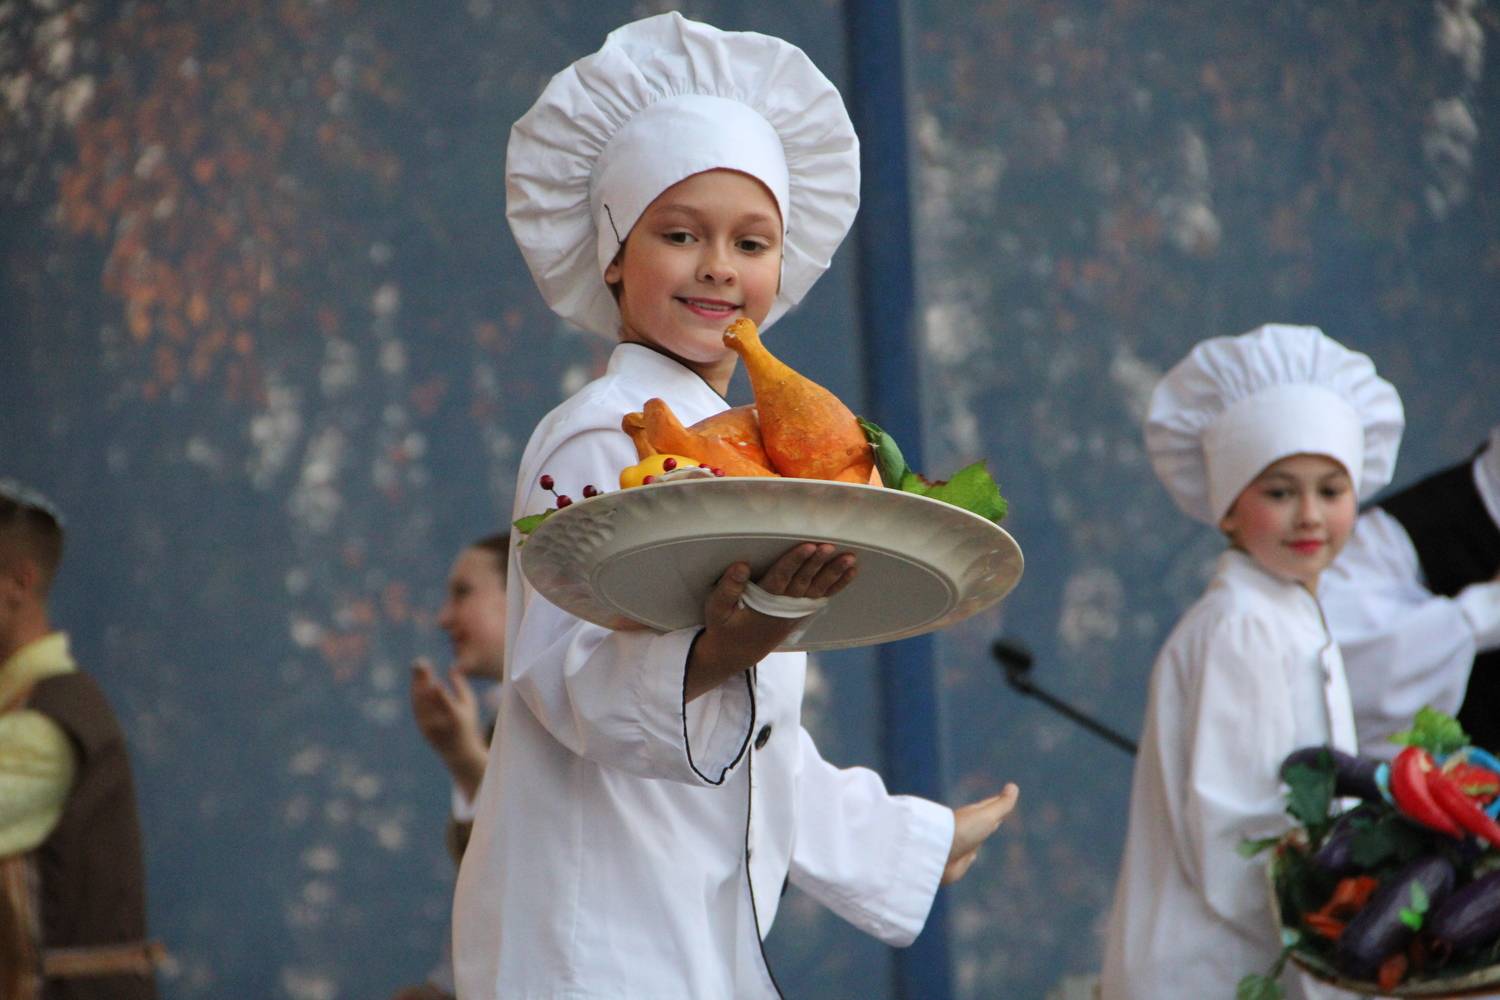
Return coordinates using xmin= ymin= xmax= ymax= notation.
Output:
xmin=452 ymin=14 xmax=1019 ymax=999
xmin=1321 ymin=426 xmax=1500 ymax=757
xmin=1099 ymin=325 xmax=1403 ymax=999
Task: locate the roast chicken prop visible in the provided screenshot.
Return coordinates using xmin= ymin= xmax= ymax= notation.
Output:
xmin=620 ymin=317 xmax=876 ymax=486
xmin=515 ymin=318 xmax=1007 ymax=536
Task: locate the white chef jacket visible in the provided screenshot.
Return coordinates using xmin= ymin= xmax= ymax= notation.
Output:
xmin=453 ymin=343 xmax=954 ymax=1000
xmin=1320 ymin=441 xmax=1500 ymax=760
xmin=1101 ymin=550 xmax=1358 ymax=1000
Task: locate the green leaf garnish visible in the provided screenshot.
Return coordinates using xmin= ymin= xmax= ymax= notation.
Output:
xmin=858 ymin=416 xmax=911 ymax=489
xmin=858 ymin=418 xmax=1008 ymax=523
xmin=923 ymin=462 xmax=1009 ymax=522
xmin=512 ymin=509 xmax=555 ymax=537
xmin=1390 ymin=706 xmax=1469 ymax=757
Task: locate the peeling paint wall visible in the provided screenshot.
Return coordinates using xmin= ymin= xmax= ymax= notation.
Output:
xmin=908 ymin=2 xmax=1498 ymax=996
xmin=1 ymin=1 xmax=1495 ymax=998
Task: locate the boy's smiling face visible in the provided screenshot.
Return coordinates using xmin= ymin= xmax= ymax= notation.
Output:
xmin=605 ymin=169 xmax=782 ymax=389
xmin=1218 ymin=452 xmax=1358 ymax=590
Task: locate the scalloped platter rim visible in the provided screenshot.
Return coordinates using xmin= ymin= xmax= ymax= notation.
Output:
xmin=518 ymin=477 xmax=1024 ymax=652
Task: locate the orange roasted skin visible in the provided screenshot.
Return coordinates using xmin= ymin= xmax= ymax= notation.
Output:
xmin=722 ymin=317 xmax=875 ymax=484
xmin=686 ymin=404 xmax=774 ymax=471
xmin=621 ymin=400 xmax=779 ymax=478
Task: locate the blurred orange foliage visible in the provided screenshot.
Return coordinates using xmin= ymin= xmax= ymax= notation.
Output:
xmin=57 ymin=0 xmax=397 ymax=404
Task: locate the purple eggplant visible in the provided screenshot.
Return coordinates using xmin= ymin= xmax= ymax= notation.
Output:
xmin=1428 ymin=869 xmax=1500 ymax=956
xmin=1280 ymin=745 xmax=1384 ymax=802
xmin=1335 ymin=855 xmax=1456 ymax=980
xmin=1312 ymin=805 xmax=1379 ymax=877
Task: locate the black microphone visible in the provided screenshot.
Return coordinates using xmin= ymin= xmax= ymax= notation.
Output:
xmin=991 ymin=636 xmax=1138 ymax=756
xmin=991 ymin=637 xmax=1036 ymax=693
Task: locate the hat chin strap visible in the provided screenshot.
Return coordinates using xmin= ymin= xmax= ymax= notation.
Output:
xmin=1203 ymin=383 xmax=1365 ymax=523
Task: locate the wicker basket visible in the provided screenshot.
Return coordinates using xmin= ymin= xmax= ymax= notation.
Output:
xmin=1267 ymin=846 xmax=1500 ymax=997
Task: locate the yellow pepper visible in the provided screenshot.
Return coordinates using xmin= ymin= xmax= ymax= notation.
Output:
xmin=619 ymin=453 xmax=702 ymax=489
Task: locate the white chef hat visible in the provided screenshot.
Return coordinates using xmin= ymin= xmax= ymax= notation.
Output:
xmin=1145 ymin=324 xmax=1405 ymax=525
xmin=504 ymin=11 xmax=860 ymax=339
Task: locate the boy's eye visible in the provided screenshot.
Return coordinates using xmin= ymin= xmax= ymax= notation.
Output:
xmin=663 ymin=230 xmax=695 ymax=245
xmin=737 ymin=237 xmax=771 ymax=253
xmin=1263 ymin=488 xmax=1291 ymax=500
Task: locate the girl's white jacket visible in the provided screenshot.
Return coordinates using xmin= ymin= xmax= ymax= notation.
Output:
xmin=1100 ymin=550 xmax=1359 ymax=1000
xmin=453 ymin=344 xmax=953 ymax=1000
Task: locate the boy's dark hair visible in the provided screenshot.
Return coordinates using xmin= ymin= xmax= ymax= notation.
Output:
xmin=470 ymin=533 xmax=510 ymax=584
xmin=0 ymin=481 xmax=65 ymax=595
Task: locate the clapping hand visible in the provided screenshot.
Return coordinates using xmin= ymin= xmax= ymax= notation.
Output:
xmin=410 ymin=657 xmax=488 ymax=798
xmin=943 ymin=783 xmax=1020 ymax=885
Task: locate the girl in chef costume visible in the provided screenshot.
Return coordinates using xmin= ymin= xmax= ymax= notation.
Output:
xmin=452 ymin=14 xmax=1018 ymax=999
xmin=1100 ymin=324 xmax=1404 ymax=999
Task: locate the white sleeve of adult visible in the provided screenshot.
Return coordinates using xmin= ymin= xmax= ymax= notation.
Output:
xmin=786 ymin=726 xmax=954 ymax=947
xmin=1455 ymin=580 xmax=1500 ymax=652
xmin=1321 ymin=510 xmax=1479 ymax=756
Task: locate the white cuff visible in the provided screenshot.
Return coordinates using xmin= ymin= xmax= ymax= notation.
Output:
xmin=632 ymin=626 xmax=752 ymax=784
xmin=868 ymin=796 xmax=955 ymax=947
xmin=450 ymin=783 xmax=477 ymax=824
xmin=1456 ymin=579 xmax=1500 ymax=652
xmin=738 ymin=581 xmax=829 ymax=646
xmin=738 ymin=580 xmax=829 ymax=618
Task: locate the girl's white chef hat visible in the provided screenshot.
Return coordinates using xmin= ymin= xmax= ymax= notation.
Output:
xmin=504 ymin=11 xmax=860 ymax=338
xmin=1145 ymin=324 xmax=1405 ymax=525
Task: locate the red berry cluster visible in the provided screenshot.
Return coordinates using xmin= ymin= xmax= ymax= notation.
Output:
xmin=641 ymin=460 xmax=725 ymax=486
xmin=539 ymin=474 xmax=601 ymax=509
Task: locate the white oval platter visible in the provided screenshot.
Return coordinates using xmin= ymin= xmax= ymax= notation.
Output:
xmin=519 ymin=477 xmax=1023 ymax=652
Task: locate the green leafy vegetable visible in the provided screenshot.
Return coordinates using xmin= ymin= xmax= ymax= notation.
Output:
xmin=1238 ymin=941 xmax=1294 ymax=1000
xmin=1238 ymin=835 xmax=1282 ymax=859
xmin=1283 ymin=762 xmax=1335 ymax=831
xmin=1390 ymin=706 xmax=1469 ymax=757
xmin=857 ymin=418 xmax=1008 ymax=523
xmin=1236 ymin=974 xmax=1286 ymax=1000
xmin=1348 ymin=812 xmax=1428 ymax=869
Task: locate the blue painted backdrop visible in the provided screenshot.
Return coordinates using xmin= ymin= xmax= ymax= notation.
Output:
xmin=0 ymin=1 xmax=1494 ymax=997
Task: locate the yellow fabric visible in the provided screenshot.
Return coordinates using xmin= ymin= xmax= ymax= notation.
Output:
xmin=0 ymin=633 xmax=77 ymax=856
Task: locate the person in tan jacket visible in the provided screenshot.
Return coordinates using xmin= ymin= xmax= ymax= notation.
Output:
xmin=0 ymin=479 xmax=160 ymax=999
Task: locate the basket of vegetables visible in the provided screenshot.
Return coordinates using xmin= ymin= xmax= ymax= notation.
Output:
xmin=1241 ymin=709 xmax=1500 ymax=999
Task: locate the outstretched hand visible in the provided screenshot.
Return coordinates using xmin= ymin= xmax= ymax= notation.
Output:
xmin=943 ymin=783 xmax=1020 ymax=885
xmin=685 ymin=542 xmax=857 ymax=702
xmin=410 ymin=657 xmax=488 ymax=798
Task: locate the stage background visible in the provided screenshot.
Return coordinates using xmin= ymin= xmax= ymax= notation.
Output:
xmin=1 ymin=1 xmax=1494 ymax=997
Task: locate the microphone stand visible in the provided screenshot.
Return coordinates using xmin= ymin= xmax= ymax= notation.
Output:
xmin=991 ymin=638 xmax=1139 ymax=756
